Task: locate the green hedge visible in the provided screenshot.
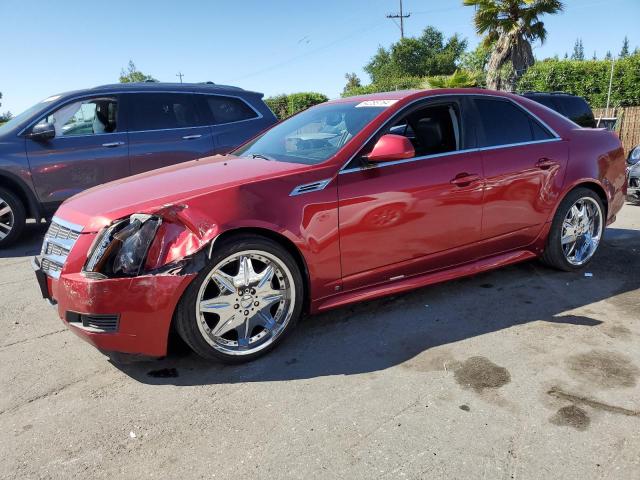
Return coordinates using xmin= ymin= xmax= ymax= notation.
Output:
xmin=342 ymin=76 xmax=423 ymax=98
xmin=517 ymin=54 xmax=640 ymax=107
xmin=265 ymin=92 xmax=328 ymax=120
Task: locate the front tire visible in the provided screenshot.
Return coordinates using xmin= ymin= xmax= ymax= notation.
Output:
xmin=175 ymin=235 xmax=304 ymax=363
xmin=541 ymin=187 xmax=605 ymax=271
xmin=0 ymin=188 xmax=26 ymax=248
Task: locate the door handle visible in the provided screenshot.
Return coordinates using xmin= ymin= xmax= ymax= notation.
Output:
xmin=102 ymin=141 xmax=125 ymax=148
xmin=535 ymin=158 xmax=558 ymax=170
xmin=182 ymin=134 xmax=202 ymax=140
xmin=450 ymin=173 xmax=481 ymax=186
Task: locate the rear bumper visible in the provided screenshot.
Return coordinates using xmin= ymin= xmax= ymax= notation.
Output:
xmin=33 ymin=258 xmax=195 ymax=357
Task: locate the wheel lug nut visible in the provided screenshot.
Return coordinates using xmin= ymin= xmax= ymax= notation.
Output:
xmin=234 ymin=304 xmax=239 ymax=309
xmin=254 ymin=301 xmax=259 ymax=306
xmin=244 ymin=310 xmax=249 ymax=315
xmin=251 ymin=289 xmax=256 ymax=294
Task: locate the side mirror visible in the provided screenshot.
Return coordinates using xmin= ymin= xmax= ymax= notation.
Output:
xmin=366 ymin=134 xmax=415 ymax=163
xmin=27 ymin=123 xmax=56 ymax=141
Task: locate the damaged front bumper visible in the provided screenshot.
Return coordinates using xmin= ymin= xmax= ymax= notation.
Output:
xmin=34 ymin=206 xmax=217 ymax=358
xmin=34 ymin=255 xmax=195 ymax=357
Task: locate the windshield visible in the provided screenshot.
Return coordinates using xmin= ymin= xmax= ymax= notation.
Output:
xmin=234 ymin=101 xmax=388 ymax=164
xmin=0 ymin=95 xmax=62 ymax=135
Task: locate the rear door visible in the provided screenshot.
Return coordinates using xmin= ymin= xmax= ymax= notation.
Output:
xmin=470 ymin=96 xmax=569 ymax=251
xmin=194 ymin=94 xmax=265 ymax=154
xmin=126 ymin=92 xmax=215 ymax=174
xmin=25 ymin=95 xmax=129 ymax=205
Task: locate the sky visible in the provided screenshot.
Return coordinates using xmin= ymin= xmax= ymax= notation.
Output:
xmin=1 ymin=0 xmax=639 ymax=114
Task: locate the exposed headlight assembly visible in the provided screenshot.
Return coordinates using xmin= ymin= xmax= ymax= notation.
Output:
xmin=628 ymin=146 xmax=640 ymax=166
xmin=84 ymin=214 xmax=161 ymax=278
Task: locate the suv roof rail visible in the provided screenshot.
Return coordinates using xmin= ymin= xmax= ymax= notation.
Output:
xmin=521 ymin=91 xmax=574 ymax=96
xmin=92 ymin=82 xmax=246 ymax=91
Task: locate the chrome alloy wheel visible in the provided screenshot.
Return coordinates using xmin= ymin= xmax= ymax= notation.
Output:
xmin=0 ymin=197 xmax=14 ymax=241
xmin=561 ymin=196 xmax=603 ymax=266
xmin=195 ymin=250 xmax=296 ymax=356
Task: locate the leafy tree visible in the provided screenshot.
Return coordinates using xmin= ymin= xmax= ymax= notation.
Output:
xmin=364 ymin=26 xmax=467 ymax=83
xmin=342 ymin=73 xmax=362 ymax=96
xmin=464 ymin=0 xmax=564 ymax=91
xmin=605 ymin=51 xmax=612 ymax=60
xmin=0 ymin=93 xmax=12 ymax=124
xmin=264 ymin=92 xmax=328 ymax=120
xmin=592 ymin=51 xmax=597 ymax=61
xmin=119 ymin=60 xmax=157 ymax=83
xmin=571 ymin=38 xmax=584 ymax=60
xmin=620 ymin=36 xmax=630 ymax=58
xmin=459 ymin=43 xmax=491 ymax=73
xmin=424 ymin=69 xmax=481 ymax=88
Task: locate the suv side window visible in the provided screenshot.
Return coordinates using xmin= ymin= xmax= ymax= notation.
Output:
xmin=129 ymin=93 xmax=200 ymax=131
xmin=557 ymin=96 xmax=596 ymax=128
xmin=201 ymin=95 xmax=259 ymax=124
xmin=37 ymin=97 xmax=118 ymax=137
xmin=474 ymin=98 xmax=553 ymax=147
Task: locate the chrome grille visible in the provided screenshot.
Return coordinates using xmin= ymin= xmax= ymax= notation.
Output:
xmin=40 ymin=217 xmax=83 ymax=279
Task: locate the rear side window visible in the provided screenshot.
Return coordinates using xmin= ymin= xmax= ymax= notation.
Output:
xmin=474 ymin=98 xmax=553 ymax=147
xmin=129 ymin=93 xmax=200 ymax=131
xmin=202 ymin=95 xmax=259 ymax=124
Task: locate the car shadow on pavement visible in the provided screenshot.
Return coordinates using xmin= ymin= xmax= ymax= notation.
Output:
xmin=114 ymin=225 xmax=640 ymax=386
xmin=0 ymin=222 xmax=47 ymax=259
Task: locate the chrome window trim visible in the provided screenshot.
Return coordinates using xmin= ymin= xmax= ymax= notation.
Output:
xmin=338 ymin=92 xmax=562 ymax=174
xmin=339 ymin=138 xmax=562 ymax=174
xmin=19 ymin=90 xmax=264 ymax=136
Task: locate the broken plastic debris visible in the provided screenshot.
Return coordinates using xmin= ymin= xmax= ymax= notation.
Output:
xmin=584 ymin=272 xmax=593 ymax=277
xmin=129 ymin=431 xmax=136 ymax=439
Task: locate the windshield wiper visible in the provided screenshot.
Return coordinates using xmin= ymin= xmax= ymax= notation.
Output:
xmin=251 ymin=153 xmax=274 ymax=161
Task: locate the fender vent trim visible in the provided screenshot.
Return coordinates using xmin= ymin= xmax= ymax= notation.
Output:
xmin=289 ymin=179 xmax=332 ymax=196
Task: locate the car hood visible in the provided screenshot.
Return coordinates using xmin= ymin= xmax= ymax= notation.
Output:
xmin=57 ymin=155 xmax=308 ymax=232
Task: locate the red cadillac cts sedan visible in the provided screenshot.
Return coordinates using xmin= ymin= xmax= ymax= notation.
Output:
xmin=33 ymin=89 xmax=627 ymax=363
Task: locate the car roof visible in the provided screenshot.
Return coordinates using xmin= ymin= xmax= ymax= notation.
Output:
xmin=326 ymin=88 xmax=518 ymax=104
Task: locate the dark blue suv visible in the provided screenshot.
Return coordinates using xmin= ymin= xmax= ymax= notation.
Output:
xmin=0 ymin=82 xmax=277 ymax=247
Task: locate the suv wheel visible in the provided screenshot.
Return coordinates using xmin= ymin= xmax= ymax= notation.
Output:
xmin=0 ymin=188 xmax=26 ymax=248
xmin=175 ymin=235 xmax=304 ymax=363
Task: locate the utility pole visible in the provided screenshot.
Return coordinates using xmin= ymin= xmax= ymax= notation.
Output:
xmin=386 ymin=0 xmax=410 ymax=39
xmin=176 ymin=72 xmax=184 ymax=83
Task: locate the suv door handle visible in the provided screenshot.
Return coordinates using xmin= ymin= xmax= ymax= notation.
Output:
xmin=535 ymin=158 xmax=558 ymax=170
xmin=182 ymin=134 xmax=202 ymax=140
xmin=450 ymin=173 xmax=481 ymax=186
xmin=102 ymin=141 xmax=125 ymax=148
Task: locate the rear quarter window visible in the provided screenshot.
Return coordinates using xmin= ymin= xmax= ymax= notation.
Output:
xmin=201 ymin=95 xmax=259 ymax=125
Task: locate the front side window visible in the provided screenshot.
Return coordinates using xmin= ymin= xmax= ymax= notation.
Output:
xmin=204 ymin=96 xmax=258 ymax=124
xmin=474 ymin=98 xmax=553 ymax=147
xmin=386 ymin=103 xmax=460 ymax=158
xmin=36 ymin=97 xmax=118 ymax=137
xmin=234 ymin=102 xmax=386 ymax=165
xmin=129 ymin=93 xmax=200 ymax=131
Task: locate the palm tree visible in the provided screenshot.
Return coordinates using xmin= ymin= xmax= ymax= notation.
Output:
xmin=464 ymin=0 xmax=564 ymax=91
xmin=424 ymin=69 xmax=481 ymax=89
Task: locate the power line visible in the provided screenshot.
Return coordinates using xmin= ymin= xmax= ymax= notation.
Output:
xmin=386 ymin=0 xmax=410 ymax=39
xmin=176 ymin=72 xmax=184 ymax=83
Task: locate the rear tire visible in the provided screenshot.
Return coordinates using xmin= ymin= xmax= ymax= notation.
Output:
xmin=174 ymin=235 xmax=304 ymax=363
xmin=0 ymin=188 xmax=26 ymax=248
xmin=541 ymin=187 xmax=605 ymax=271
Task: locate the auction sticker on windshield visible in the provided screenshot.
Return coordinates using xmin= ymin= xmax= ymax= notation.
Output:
xmin=355 ymin=100 xmax=398 ymax=108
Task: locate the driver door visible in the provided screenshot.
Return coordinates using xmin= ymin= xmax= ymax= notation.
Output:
xmin=337 ymin=97 xmax=485 ymax=291
xmin=26 ymin=95 xmax=129 ymax=206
